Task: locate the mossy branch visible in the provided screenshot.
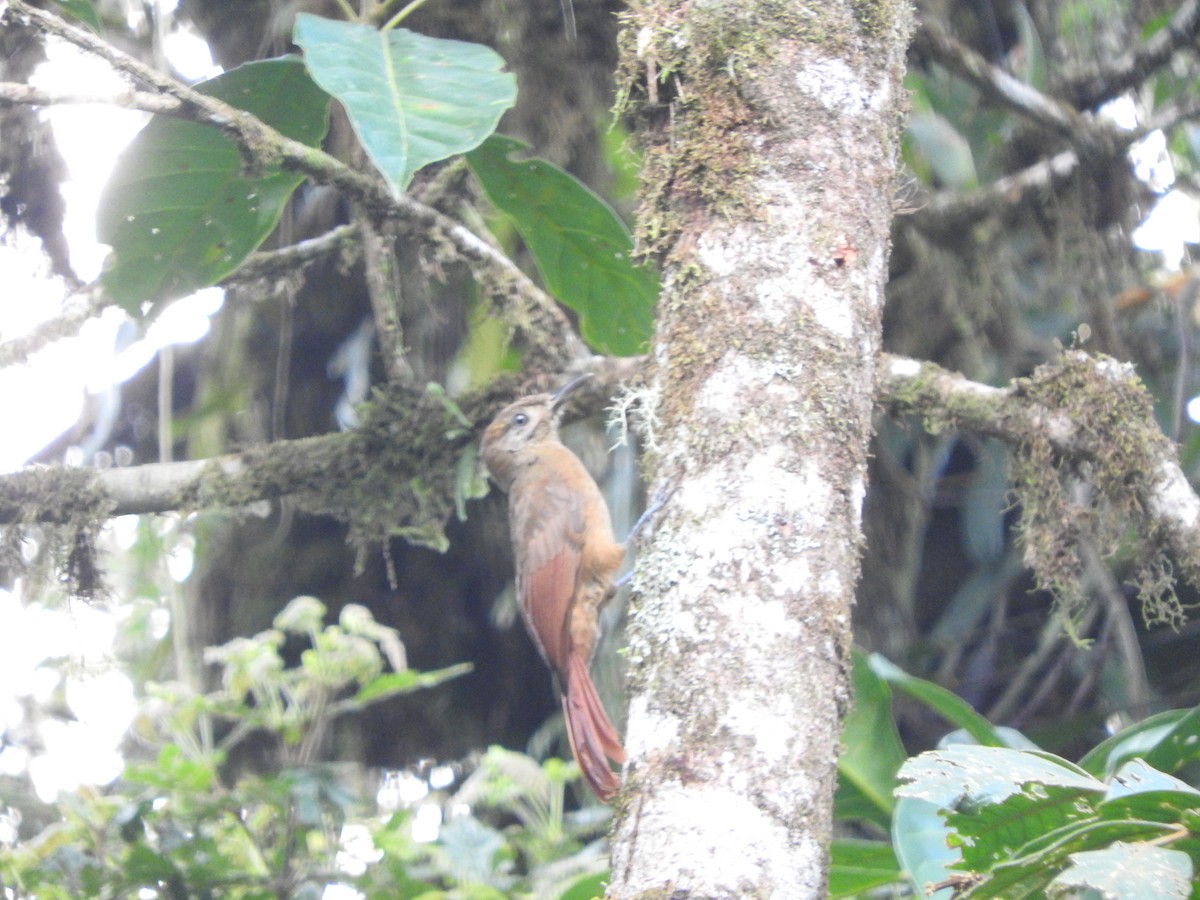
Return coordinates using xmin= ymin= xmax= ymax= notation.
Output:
xmin=881 ymin=352 xmax=1200 ymax=627
xmin=0 ymin=358 xmax=643 ymax=528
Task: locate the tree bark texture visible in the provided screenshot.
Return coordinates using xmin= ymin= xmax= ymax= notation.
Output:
xmin=611 ymin=2 xmax=912 ymax=896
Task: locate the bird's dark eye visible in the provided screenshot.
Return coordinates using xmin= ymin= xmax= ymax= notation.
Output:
xmin=513 ymin=413 xmax=528 ymax=427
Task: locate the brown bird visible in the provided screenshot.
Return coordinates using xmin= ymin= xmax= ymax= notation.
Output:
xmin=481 ymin=375 xmax=627 ymax=801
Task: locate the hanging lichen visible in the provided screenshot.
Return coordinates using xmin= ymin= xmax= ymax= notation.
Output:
xmin=1012 ymin=350 xmax=1192 ymax=634
xmin=0 ymin=466 xmax=113 ymax=599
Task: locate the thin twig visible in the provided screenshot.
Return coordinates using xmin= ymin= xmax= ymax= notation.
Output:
xmin=0 ymin=81 xmax=181 ymax=112
xmin=1080 ymin=538 xmax=1151 ymax=717
xmin=1063 ymin=0 xmax=1200 ymax=110
xmin=0 ymin=283 xmax=108 ymax=368
xmin=226 ymin=224 xmax=361 ymax=284
xmin=912 ymin=20 xmax=1122 ymax=158
xmin=905 ymin=150 xmax=1081 ymax=237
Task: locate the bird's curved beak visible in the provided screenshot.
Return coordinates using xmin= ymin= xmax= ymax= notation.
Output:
xmin=550 ymin=373 xmax=593 ymax=413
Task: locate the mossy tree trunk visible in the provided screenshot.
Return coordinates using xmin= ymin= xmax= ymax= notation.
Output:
xmin=610 ymin=1 xmax=912 ymax=894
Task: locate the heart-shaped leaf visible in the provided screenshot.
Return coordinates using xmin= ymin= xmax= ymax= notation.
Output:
xmin=97 ymin=57 xmax=331 ymax=315
xmin=467 ymin=134 xmax=658 ymax=356
xmin=293 ymin=14 xmax=516 ymax=194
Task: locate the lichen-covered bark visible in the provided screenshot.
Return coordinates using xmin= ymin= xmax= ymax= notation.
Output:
xmin=611 ymin=2 xmax=912 ymax=896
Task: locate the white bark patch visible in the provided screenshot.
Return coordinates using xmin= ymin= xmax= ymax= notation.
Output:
xmin=721 ymin=686 xmax=798 ymax=765
xmin=623 ymin=785 xmax=824 ymax=894
xmin=735 ymin=591 xmax=802 ymax=642
xmin=757 ymin=257 xmax=836 ymax=331
xmin=849 ymin=471 xmax=867 ymax=520
xmin=696 ymin=225 xmax=751 ymax=278
xmin=794 ymin=57 xmax=891 ymax=117
xmin=1149 ymin=459 xmax=1200 ymax=528
xmin=695 ymin=190 xmax=862 ymax=339
xmin=625 ymin=694 xmax=680 ymax=757
xmin=675 ymin=441 xmax=830 ymax=587
xmin=693 ymin=353 xmax=779 ymax=413
xmin=808 ymin=278 xmax=855 ymax=340
xmin=818 ymin=567 xmax=844 ymax=600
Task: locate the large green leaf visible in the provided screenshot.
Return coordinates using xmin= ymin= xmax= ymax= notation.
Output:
xmin=98 ymin=58 xmax=330 ymax=315
xmin=1080 ymin=707 xmax=1200 ymax=778
xmin=894 ymin=746 xmax=1200 ymax=899
xmin=898 ymin=745 xmax=1104 ymax=810
xmin=293 ymin=14 xmax=515 ymax=194
xmin=867 ymin=653 xmax=1007 ymax=747
xmin=1048 ymin=842 xmax=1192 ymax=900
xmin=467 ymin=134 xmax=658 ymax=356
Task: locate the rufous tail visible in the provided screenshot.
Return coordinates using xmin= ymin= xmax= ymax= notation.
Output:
xmin=562 ymin=653 xmax=626 ymax=802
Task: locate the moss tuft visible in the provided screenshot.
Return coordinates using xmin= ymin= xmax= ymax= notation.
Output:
xmin=1012 ymin=350 xmax=1193 ymax=633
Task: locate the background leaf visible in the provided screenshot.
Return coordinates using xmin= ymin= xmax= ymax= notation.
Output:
xmin=467 ymin=134 xmax=658 ymax=356
xmin=868 ymin=654 xmax=1008 ymax=747
xmin=97 ymin=57 xmax=330 ymax=315
xmin=1079 ymin=707 xmax=1200 ymax=778
xmin=50 ymin=0 xmax=102 ymax=33
xmin=828 ymin=839 xmax=904 ymax=897
xmin=353 ymin=662 xmax=473 ymax=704
xmin=836 ymin=648 xmax=907 ymax=827
xmin=293 ymin=14 xmax=515 ymax=194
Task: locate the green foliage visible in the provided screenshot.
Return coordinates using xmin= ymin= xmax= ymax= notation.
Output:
xmin=97 ymin=58 xmax=331 ymax=316
xmin=0 ymin=596 xmax=610 ymax=898
xmin=95 ymin=9 xmax=657 ymax=363
xmin=836 ymin=653 xmax=1200 ymax=899
xmin=896 ymin=750 xmax=1200 ymax=898
xmin=467 ymin=135 xmax=659 ymax=357
xmin=293 ymin=14 xmax=516 ymax=195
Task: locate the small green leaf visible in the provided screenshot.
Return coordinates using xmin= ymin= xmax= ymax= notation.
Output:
xmin=425 ymin=381 xmax=472 ymax=433
xmin=1104 ymin=758 xmax=1200 ymax=799
xmin=454 ymin=443 xmax=490 ymax=521
xmin=467 ymin=134 xmax=658 ymax=356
xmin=353 ymin=662 xmax=472 ymax=704
xmin=558 ymin=873 xmax=607 ymax=900
xmin=293 ymin=14 xmax=515 ymax=194
xmin=98 ymin=57 xmax=331 ymax=314
xmin=829 ymin=839 xmax=904 ymax=898
xmin=395 ymin=524 xmax=450 ymax=553
xmin=1011 ymin=2 xmax=1047 ymax=91
xmin=50 ymin=0 xmax=102 ymax=33
xmin=123 ymin=845 xmax=181 ymax=884
xmin=1141 ymin=10 xmax=1174 ymax=39
xmin=436 ymin=817 xmax=508 ymax=889
xmin=892 ymin=796 xmax=960 ymax=900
